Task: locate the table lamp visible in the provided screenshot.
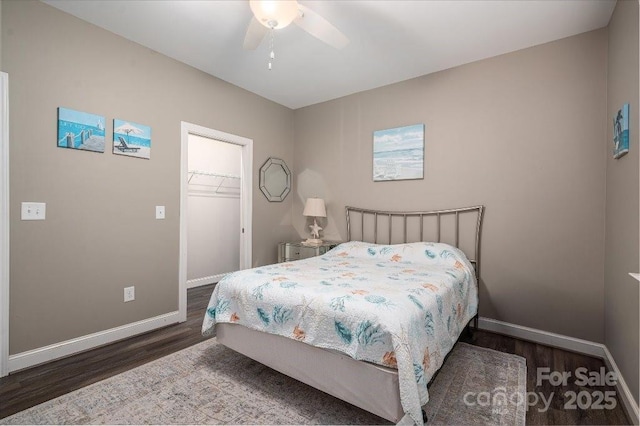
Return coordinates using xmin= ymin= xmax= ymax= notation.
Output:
xmin=303 ymin=198 xmax=326 ymax=245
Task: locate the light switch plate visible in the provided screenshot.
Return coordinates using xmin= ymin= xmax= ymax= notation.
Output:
xmin=155 ymin=206 xmax=165 ymax=219
xmin=124 ymin=286 xmax=135 ymax=302
xmin=21 ymin=202 xmax=46 ymax=220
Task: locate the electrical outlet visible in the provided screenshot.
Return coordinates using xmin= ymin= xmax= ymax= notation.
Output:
xmin=124 ymin=286 xmax=135 ymax=302
xmin=21 ymin=202 xmax=46 ymax=220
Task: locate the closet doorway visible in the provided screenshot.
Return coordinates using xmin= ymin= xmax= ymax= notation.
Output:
xmin=187 ymin=134 xmax=242 ymax=287
xmin=179 ymin=122 xmax=252 ymax=322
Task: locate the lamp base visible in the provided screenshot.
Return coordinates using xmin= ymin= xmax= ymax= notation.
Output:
xmin=303 ymin=238 xmax=323 ymax=246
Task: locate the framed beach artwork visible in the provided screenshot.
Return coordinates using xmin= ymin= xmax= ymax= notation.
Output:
xmin=612 ymin=103 xmax=630 ymax=159
xmin=57 ymin=107 xmax=105 ymax=153
xmin=373 ymin=124 xmax=424 ymax=181
xmin=113 ymin=119 xmax=151 ymax=159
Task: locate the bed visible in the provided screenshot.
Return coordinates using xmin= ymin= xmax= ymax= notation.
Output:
xmin=202 ymin=205 xmax=484 ymax=425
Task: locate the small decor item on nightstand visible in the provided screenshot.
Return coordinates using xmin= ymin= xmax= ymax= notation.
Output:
xmin=303 ymin=197 xmax=326 ymax=245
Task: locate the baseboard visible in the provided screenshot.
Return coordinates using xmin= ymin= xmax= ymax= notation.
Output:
xmin=187 ymin=273 xmax=226 ymax=289
xmin=478 ymin=316 xmax=639 ymax=424
xmin=8 ymin=311 xmax=180 ymax=373
xmin=602 ymin=346 xmax=640 ymax=425
xmin=478 ymin=317 xmax=604 ymax=357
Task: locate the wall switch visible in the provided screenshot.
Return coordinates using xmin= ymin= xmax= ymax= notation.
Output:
xmin=124 ymin=286 xmax=135 ymax=302
xmin=155 ymin=206 xmax=165 ymax=219
xmin=21 ymin=202 xmax=46 ymax=220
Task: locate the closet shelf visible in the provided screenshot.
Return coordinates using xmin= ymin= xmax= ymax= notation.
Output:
xmin=188 ymin=170 xmax=241 ymax=194
xmin=188 ymin=170 xmax=240 ymax=182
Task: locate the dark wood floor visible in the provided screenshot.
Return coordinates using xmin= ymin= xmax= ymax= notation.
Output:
xmin=0 ymin=284 xmax=631 ymax=425
xmin=0 ymin=284 xmax=215 ymax=419
xmin=459 ymin=331 xmax=630 ymax=425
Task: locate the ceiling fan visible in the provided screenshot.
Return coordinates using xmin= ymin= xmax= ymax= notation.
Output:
xmin=243 ymin=0 xmax=349 ymax=51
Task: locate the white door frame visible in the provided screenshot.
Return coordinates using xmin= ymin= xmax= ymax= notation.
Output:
xmin=179 ymin=122 xmax=252 ymax=322
xmin=0 ymin=72 xmax=9 ymax=377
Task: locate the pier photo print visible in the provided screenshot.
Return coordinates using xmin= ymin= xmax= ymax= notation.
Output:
xmin=57 ymin=107 xmax=105 ymax=153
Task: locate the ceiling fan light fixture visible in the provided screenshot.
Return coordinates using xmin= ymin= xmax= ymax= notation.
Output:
xmin=249 ymin=0 xmax=299 ymax=29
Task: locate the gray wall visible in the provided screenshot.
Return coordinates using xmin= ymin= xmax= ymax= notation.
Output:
xmin=293 ymin=30 xmax=608 ymax=343
xmin=605 ymin=0 xmax=640 ymax=405
xmin=3 ymin=0 xmax=295 ymax=354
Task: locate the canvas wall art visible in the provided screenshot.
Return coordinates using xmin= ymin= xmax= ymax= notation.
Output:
xmin=113 ymin=119 xmax=151 ymax=159
xmin=373 ymin=124 xmax=424 ymax=181
xmin=613 ymin=103 xmax=630 ymax=159
xmin=57 ymin=107 xmax=105 ymax=153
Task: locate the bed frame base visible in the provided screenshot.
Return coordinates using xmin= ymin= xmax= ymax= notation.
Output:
xmin=216 ymin=323 xmax=404 ymax=423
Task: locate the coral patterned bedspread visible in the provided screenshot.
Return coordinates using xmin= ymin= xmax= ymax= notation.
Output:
xmin=202 ymin=241 xmax=478 ymax=425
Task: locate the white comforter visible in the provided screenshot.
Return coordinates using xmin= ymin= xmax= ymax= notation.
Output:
xmin=202 ymin=241 xmax=478 ymax=425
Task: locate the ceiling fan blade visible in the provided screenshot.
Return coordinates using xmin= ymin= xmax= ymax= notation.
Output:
xmin=243 ymin=16 xmax=269 ymax=50
xmin=294 ymin=4 xmax=349 ymax=50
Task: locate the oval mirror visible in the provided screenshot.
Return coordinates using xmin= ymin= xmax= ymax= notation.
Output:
xmin=259 ymin=157 xmax=291 ymax=202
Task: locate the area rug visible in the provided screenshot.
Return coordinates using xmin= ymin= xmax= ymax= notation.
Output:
xmin=1 ymin=339 xmax=526 ymax=425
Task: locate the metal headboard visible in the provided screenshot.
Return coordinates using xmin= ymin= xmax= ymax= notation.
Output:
xmin=346 ymin=205 xmax=484 ymax=279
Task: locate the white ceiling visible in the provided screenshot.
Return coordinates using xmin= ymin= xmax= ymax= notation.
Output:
xmin=42 ymin=0 xmax=616 ymax=110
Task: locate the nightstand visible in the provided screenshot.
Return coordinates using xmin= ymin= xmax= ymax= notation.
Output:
xmin=278 ymin=241 xmax=341 ymax=263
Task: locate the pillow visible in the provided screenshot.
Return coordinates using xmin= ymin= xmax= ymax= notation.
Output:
xmin=328 ymin=241 xmax=473 ymax=269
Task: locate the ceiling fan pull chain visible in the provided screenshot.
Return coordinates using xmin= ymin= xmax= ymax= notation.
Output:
xmin=268 ymin=28 xmax=275 ymax=70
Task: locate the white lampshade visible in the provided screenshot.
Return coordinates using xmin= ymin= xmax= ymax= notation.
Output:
xmin=250 ymin=0 xmax=299 ymax=29
xmin=303 ymin=198 xmax=326 ymax=218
